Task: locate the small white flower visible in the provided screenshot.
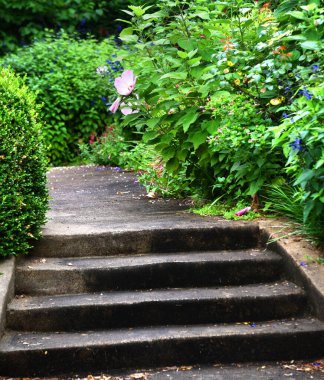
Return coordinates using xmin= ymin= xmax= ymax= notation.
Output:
xmin=96 ymin=65 xmax=108 ymax=75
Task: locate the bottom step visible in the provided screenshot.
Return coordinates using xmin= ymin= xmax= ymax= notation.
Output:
xmin=0 ymin=318 xmax=323 ymax=377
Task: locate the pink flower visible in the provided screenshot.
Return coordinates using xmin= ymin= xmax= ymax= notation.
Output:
xmin=234 ymin=206 xmax=251 ymax=217
xmin=109 ymin=97 xmax=121 ymax=113
xmin=114 ymin=70 xmax=136 ymax=96
xmin=120 ymin=102 xmax=139 ymax=115
xmin=89 ymin=132 xmax=95 ymax=145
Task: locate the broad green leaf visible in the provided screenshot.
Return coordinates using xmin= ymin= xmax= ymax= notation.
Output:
xmin=188 ymin=49 xmax=198 ymax=59
xmin=286 ymin=11 xmax=306 ymax=20
xmin=203 ymin=120 xmax=219 ymax=134
xmin=188 ymin=57 xmax=201 ymax=67
xmin=129 ymin=6 xmax=146 ymax=17
xmin=190 ymin=11 xmax=210 ymax=20
xmin=142 ymin=11 xmax=165 ymax=20
xmin=119 ymin=27 xmax=138 ymax=43
xmin=176 ymin=108 xmax=200 ymax=132
xmin=177 ymin=38 xmax=196 ymax=51
xmin=300 ymin=40 xmax=321 ymax=50
xmin=121 ymin=10 xmax=134 ymax=17
xmin=314 ymin=159 xmax=324 ymax=169
xmin=177 ymin=51 xmax=188 ymax=59
xmin=300 ymin=3 xmax=317 ymax=11
xmin=165 ymin=157 xmax=179 ymax=172
xmin=162 ymin=146 xmax=176 ymax=161
xmin=160 ymin=72 xmax=187 ymax=80
xmin=294 ymin=169 xmax=314 ymax=187
xmin=146 ymin=117 xmax=161 ymax=129
xmin=247 ymin=178 xmax=264 ymax=195
xmin=177 ymin=149 xmax=188 ymax=161
xmin=188 ymin=131 xmax=207 ymax=150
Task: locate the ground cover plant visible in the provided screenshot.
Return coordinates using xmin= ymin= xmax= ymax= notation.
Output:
xmin=0 ymin=68 xmax=48 ymax=256
xmin=86 ymin=0 xmax=322 ymax=245
xmin=2 ymin=32 xmax=128 ymax=165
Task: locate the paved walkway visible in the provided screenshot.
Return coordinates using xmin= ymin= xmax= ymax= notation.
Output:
xmin=41 ymin=165 xmax=323 ymax=379
xmin=46 ymin=165 xmax=223 ymax=236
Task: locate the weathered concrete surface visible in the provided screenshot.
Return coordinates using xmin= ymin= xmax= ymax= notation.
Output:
xmin=259 ymin=222 xmax=324 ymax=320
xmin=0 ymin=257 xmax=15 ymax=337
xmin=0 ymin=318 xmax=323 ymax=376
xmin=95 ymin=361 xmax=324 ymax=380
xmin=40 ymin=165 xmax=323 ymax=319
xmin=0 ymin=165 xmax=323 ymax=378
xmin=44 ymin=165 xmax=235 ymax=234
xmin=7 ymin=281 xmax=306 ymax=331
xmin=16 ymin=249 xmax=283 ymax=295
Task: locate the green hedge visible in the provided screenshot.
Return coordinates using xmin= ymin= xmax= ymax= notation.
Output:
xmin=2 ymin=32 xmax=124 ymax=165
xmin=0 ymin=68 xmax=48 ymax=256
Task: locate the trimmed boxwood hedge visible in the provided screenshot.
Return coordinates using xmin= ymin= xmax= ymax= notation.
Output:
xmin=0 ymin=68 xmax=48 ymax=256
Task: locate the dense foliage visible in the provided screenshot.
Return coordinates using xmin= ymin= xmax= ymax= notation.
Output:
xmin=0 ymin=0 xmax=127 ymax=55
xmin=2 ymin=32 xmax=125 ymax=165
xmin=0 ymin=68 xmax=48 ymax=256
xmin=87 ymin=0 xmax=323 ymax=243
xmin=0 ymin=0 xmax=158 ymax=56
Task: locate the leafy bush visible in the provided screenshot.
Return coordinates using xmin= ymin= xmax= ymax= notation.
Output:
xmin=87 ymin=0 xmax=323 ymax=244
xmin=104 ymin=0 xmax=323 ymax=242
xmin=2 ymin=32 xmax=125 ymax=165
xmin=0 ymin=68 xmax=48 ymax=256
xmin=270 ymin=3 xmax=323 ymax=227
xmin=0 ymin=0 xmax=130 ymax=55
xmin=206 ymin=93 xmax=284 ymax=196
xmin=80 ymin=124 xmax=154 ymax=171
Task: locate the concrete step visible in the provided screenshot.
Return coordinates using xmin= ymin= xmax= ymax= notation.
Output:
xmin=16 ymin=249 xmax=283 ymax=295
xmin=7 ymin=281 xmax=307 ymax=331
xmin=31 ymin=225 xmax=260 ymax=257
xmin=0 ymin=318 xmax=323 ymax=377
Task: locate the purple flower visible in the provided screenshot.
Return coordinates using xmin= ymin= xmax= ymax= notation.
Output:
xmin=300 ymin=262 xmax=308 ymax=267
xmin=299 ymin=86 xmax=312 ymax=100
xmin=282 ymin=112 xmax=289 ymax=118
xmin=311 ymin=65 xmax=319 ymax=72
xmin=289 ymin=138 xmax=303 ymax=152
xmin=250 ymin=323 xmax=257 ymax=327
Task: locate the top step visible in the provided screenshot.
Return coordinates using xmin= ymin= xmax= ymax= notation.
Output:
xmin=31 ymin=224 xmax=261 ymax=257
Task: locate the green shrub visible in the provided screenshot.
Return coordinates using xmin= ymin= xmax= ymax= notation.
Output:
xmin=2 ymin=32 xmax=125 ymax=165
xmin=80 ymin=124 xmax=154 ymax=171
xmin=0 ymin=68 xmax=48 ymax=256
xmin=101 ymin=0 xmax=323 ymax=245
xmin=0 ymin=0 xmax=130 ymax=55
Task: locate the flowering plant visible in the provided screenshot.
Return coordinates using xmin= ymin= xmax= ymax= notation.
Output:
xmin=109 ymin=70 xmax=140 ymax=115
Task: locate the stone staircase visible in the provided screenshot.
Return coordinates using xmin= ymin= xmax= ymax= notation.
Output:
xmin=0 ymin=225 xmax=323 ymax=377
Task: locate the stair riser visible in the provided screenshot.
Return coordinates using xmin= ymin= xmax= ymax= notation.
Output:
xmin=0 ymin=331 xmax=322 ymax=377
xmin=31 ymin=225 xmax=260 ymax=257
xmin=16 ymin=261 xmax=283 ymax=296
xmin=7 ymin=295 xmax=307 ymax=331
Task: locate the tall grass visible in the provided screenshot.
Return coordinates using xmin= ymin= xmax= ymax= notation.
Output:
xmin=264 ymin=184 xmax=324 ymax=249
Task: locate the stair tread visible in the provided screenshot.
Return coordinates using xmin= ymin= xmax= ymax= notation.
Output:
xmin=17 ymin=248 xmax=281 ymax=271
xmin=1 ymin=318 xmax=323 ymax=352
xmin=9 ymin=281 xmax=304 ymax=310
